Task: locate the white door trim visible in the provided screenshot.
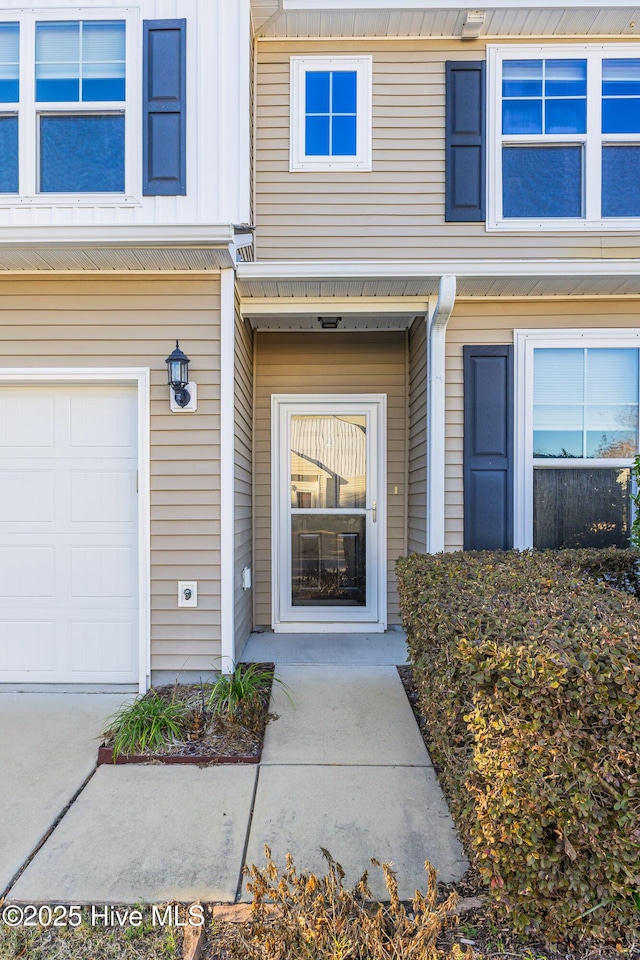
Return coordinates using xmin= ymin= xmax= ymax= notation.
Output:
xmin=0 ymin=368 xmax=151 ymax=692
xmin=271 ymin=393 xmax=387 ymax=633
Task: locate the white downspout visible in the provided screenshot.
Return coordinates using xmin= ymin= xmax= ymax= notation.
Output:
xmin=220 ymin=267 xmax=236 ymax=672
xmin=426 ymin=275 xmax=457 ymax=553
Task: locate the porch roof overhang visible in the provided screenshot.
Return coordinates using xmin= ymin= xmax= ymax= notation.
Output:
xmin=252 ymin=1 xmax=640 ymax=40
xmin=237 ymin=259 xmax=640 ymax=327
xmin=0 ymin=225 xmax=238 ymax=272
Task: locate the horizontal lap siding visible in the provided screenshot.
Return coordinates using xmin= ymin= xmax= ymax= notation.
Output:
xmin=408 ymin=317 xmax=427 ymax=554
xmin=255 ymin=39 xmax=633 ymax=261
xmin=0 ymin=275 xmax=221 ymax=673
xmin=254 ymin=332 xmax=407 ymax=626
xmin=234 ymin=288 xmax=254 ymax=654
xmin=445 ymin=299 xmax=640 ymax=551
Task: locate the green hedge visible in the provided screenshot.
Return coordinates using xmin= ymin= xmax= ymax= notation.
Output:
xmin=396 ymin=549 xmax=640 ymax=943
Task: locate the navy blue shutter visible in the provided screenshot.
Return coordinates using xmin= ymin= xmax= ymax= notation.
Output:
xmin=143 ymin=20 xmax=186 ymax=196
xmin=463 ymin=345 xmax=514 ymax=550
xmin=445 ymin=61 xmax=485 ymax=222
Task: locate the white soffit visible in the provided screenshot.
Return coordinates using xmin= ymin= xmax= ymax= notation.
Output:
xmin=0 ymin=247 xmax=234 ymax=272
xmin=254 ymin=5 xmax=640 ymax=38
xmin=237 ymin=261 xmax=640 ymax=298
xmin=247 ymin=314 xmax=417 ymax=330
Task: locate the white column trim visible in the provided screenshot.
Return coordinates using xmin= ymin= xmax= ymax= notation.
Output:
xmin=220 ymin=269 xmax=236 ymax=671
xmin=426 ymin=275 xmax=456 ymax=553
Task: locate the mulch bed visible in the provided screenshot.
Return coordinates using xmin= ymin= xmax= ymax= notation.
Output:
xmin=98 ymin=666 xmax=275 ymax=766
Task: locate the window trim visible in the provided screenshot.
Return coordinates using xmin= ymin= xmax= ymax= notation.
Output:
xmin=487 ymin=44 xmax=640 ymax=231
xmin=289 ymin=55 xmax=372 ymax=172
xmin=0 ymin=9 xmax=139 ymax=205
xmin=514 ymin=328 xmax=640 ymax=548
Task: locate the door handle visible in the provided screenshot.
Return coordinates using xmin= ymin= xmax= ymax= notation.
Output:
xmin=367 ymin=501 xmax=377 ymax=523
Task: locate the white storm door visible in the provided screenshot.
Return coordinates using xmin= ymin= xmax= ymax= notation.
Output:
xmin=273 ymin=396 xmax=387 ymax=628
xmin=0 ymin=384 xmax=138 ymax=683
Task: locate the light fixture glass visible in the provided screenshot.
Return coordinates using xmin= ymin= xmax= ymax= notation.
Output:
xmin=165 ymin=340 xmax=191 ymax=408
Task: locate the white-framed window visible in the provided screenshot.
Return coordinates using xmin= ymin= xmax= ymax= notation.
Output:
xmin=290 ymin=55 xmax=372 ymax=172
xmin=488 ymin=45 xmax=640 ymax=230
xmin=515 ymin=330 xmax=640 ymax=550
xmin=0 ymin=11 xmax=136 ymax=201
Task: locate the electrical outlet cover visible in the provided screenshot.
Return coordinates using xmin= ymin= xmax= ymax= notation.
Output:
xmin=178 ymin=581 xmax=198 ymax=607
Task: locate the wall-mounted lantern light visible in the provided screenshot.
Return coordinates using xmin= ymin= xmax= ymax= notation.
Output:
xmin=165 ymin=340 xmax=196 ymax=411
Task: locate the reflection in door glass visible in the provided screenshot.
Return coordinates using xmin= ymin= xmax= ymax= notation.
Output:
xmin=290 ymin=415 xmax=366 ymax=509
xmin=291 ymin=514 xmax=366 ymax=605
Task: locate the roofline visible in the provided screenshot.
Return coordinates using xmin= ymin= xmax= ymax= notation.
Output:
xmin=238 ymin=258 xmax=640 ymax=281
xmin=282 ymin=0 xmax=634 ymax=10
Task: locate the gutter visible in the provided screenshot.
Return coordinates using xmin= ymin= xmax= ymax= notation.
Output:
xmin=237 ymin=258 xmax=640 ymax=280
xmin=426 ymin=275 xmax=456 ymax=553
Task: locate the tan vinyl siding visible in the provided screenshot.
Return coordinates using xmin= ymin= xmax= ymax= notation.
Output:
xmin=445 ymin=299 xmax=640 ymax=551
xmin=255 ymin=39 xmax=639 ymax=262
xmin=0 ymin=275 xmax=221 ymax=674
xmin=234 ymin=288 xmax=254 ymax=654
xmin=254 ymin=331 xmax=406 ymax=626
xmin=408 ymin=316 xmax=427 ymax=553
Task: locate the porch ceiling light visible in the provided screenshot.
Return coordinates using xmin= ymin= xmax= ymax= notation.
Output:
xmin=318 ymin=316 xmax=342 ymax=329
xmin=461 ymin=10 xmax=486 ymax=39
xmin=165 ymin=340 xmax=191 ymax=408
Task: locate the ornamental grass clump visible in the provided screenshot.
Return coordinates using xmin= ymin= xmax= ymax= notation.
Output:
xmin=234 ymin=845 xmax=472 ymax=960
xmin=396 ymin=548 xmax=640 ymax=945
xmin=208 ymin=662 xmax=291 ymax=721
xmin=102 ymin=690 xmax=190 ymax=759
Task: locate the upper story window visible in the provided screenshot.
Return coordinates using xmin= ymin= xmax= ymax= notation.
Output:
xmin=0 ymin=15 xmax=128 ymax=199
xmin=290 ymin=56 xmax=372 ymax=172
xmin=488 ymin=45 xmax=640 ymax=230
xmin=0 ymin=24 xmax=19 ymax=194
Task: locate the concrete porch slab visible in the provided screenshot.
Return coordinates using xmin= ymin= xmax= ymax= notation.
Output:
xmin=0 ymin=692 xmax=126 ymax=896
xmin=262 ymin=665 xmax=431 ymax=765
xmin=9 ymin=765 xmax=257 ymax=905
xmin=241 ymin=631 xmax=408 ymax=666
xmin=242 ymin=765 xmax=468 ymax=903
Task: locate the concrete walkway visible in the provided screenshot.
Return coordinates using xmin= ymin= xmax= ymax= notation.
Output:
xmin=5 ymin=634 xmax=468 ymax=905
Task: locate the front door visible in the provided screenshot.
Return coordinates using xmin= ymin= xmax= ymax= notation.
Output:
xmin=272 ymin=395 xmax=386 ymax=630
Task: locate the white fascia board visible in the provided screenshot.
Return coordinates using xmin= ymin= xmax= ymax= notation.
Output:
xmin=243 ymin=297 xmax=430 ymax=314
xmin=0 ymin=224 xmax=236 ymax=248
xmin=238 ymin=259 xmax=640 ymax=280
xmin=282 ymin=0 xmax=614 ymax=9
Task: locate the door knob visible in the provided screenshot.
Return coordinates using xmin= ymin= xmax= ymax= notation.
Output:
xmin=367 ymin=501 xmax=377 ymax=523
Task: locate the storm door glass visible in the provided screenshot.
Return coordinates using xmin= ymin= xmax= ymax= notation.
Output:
xmin=290 ymin=414 xmax=366 ymax=606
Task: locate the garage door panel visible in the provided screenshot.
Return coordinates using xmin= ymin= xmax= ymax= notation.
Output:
xmin=70 ymin=621 xmax=135 ymax=675
xmin=0 ymin=620 xmax=56 ymax=673
xmin=70 ymin=471 xmax=135 ymax=524
xmin=70 ymin=393 xmax=137 ymax=452
xmin=0 ymin=394 xmax=54 ymax=449
xmin=70 ymin=546 xmax=135 ymax=600
xmin=0 ymin=546 xmax=55 ymax=597
xmin=0 ymin=385 xmax=138 ymax=684
xmin=0 ymin=472 xmax=54 ymax=523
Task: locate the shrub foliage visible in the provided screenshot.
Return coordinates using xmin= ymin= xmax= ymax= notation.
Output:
xmin=396 ymin=548 xmax=640 ymax=943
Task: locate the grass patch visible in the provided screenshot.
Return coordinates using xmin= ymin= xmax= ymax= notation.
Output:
xmin=0 ymin=907 xmax=181 ymax=959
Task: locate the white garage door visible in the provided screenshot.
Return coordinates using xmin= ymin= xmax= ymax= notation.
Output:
xmin=0 ymin=384 xmax=139 ymax=684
